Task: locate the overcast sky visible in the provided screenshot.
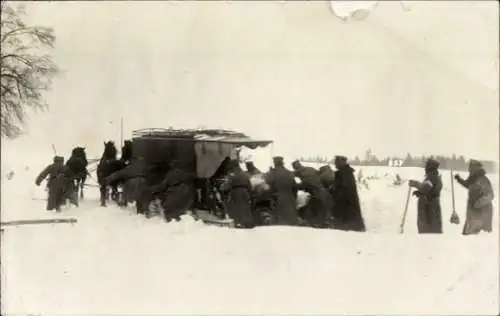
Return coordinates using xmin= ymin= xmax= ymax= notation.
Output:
xmin=14 ymin=1 xmax=499 ymax=161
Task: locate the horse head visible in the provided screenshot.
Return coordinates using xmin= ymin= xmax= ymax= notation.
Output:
xmin=121 ymin=140 xmax=133 ymax=162
xmin=77 ymin=147 xmax=88 ymax=165
xmin=102 ymin=141 xmax=118 ymax=160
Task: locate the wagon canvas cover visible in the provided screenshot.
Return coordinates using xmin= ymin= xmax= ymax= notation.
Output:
xmin=132 ymin=128 xmax=272 ymax=178
xmin=193 ymin=134 xmax=272 ymax=178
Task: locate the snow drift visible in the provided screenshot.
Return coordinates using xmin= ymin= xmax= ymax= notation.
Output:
xmin=1 ymin=142 xmax=498 ymax=315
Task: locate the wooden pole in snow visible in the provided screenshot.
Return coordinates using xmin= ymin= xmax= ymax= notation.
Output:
xmin=449 ymin=166 xmax=460 ymax=225
xmin=399 ymin=185 xmax=412 ymax=234
xmin=120 ymin=117 xmax=124 ymax=148
xmin=450 ymin=168 xmax=456 ymax=213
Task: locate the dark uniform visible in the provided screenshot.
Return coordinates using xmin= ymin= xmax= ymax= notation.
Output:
xmin=266 ymin=156 xmax=298 ymax=225
xmin=455 ymin=160 xmax=494 ymax=235
xmin=155 ymin=161 xmax=195 ymax=221
xmin=318 ymin=165 xmax=336 ymax=190
xmin=332 ymin=156 xmax=366 ymax=232
xmin=319 ymin=164 xmax=336 ymax=220
xmin=105 ymin=157 xmax=149 ymax=212
xmin=224 ymin=160 xmax=254 ymax=228
xmin=292 ymin=160 xmax=331 ymax=228
xmin=35 ymin=156 xmax=66 ymax=211
xmin=409 ymin=158 xmax=443 ymax=234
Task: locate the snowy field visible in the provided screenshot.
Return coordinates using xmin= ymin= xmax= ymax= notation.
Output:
xmin=1 ymin=141 xmax=499 ymax=315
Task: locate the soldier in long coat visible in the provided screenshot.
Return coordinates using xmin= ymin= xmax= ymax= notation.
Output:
xmin=292 ymin=160 xmax=331 ymax=228
xmin=35 ymin=156 xmax=67 ymax=211
xmin=154 ymin=160 xmax=195 ymax=222
xmin=331 ymin=156 xmax=366 ymax=232
xmin=223 ymin=159 xmax=255 ymax=228
xmin=266 ymin=156 xmax=299 ymax=225
xmin=409 ymin=158 xmax=443 ymax=234
xmin=455 ymin=160 xmax=494 ymax=235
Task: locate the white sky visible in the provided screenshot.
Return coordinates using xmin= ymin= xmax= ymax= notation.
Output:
xmin=13 ymin=1 xmax=499 ymax=161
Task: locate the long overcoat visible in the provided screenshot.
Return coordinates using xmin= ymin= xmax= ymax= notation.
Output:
xmin=332 ymin=165 xmax=365 ymax=232
xmin=456 ymin=169 xmax=494 ymax=235
xmin=224 ymin=170 xmax=254 ymax=228
xmin=35 ymin=163 xmax=66 ymax=211
xmin=158 ymin=168 xmax=195 ymax=219
xmin=266 ymin=166 xmax=298 ymax=225
xmin=413 ymin=171 xmax=443 ymax=234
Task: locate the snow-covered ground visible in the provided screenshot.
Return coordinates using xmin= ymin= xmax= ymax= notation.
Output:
xmin=1 ymin=142 xmax=499 ymax=315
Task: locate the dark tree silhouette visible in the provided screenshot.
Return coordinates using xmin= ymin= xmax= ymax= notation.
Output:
xmin=1 ymin=3 xmax=59 ymax=138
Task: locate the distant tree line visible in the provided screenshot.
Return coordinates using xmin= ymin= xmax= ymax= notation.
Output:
xmin=299 ymin=148 xmax=498 ymax=173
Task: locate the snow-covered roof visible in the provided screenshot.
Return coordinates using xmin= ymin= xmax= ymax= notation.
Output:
xmin=132 ymin=128 xmax=273 ymax=149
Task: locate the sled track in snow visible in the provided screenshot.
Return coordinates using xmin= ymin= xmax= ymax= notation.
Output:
xmin=1 ymin=218 xmax=77 ymax=227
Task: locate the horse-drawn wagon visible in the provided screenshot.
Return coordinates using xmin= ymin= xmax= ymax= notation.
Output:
xmin=131 ymin=128 xmax=273 ymax=217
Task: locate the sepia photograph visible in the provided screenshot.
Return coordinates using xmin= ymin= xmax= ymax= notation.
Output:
xmin=1 ymin=1 xmax=498 ymax=315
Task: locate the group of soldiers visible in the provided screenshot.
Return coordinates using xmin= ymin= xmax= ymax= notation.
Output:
xmin=35 ymin=152 xmax=495 ymax=235
xmin=100 ymin=154 xmax=367 ymax=230
xmin=261 ymin=156 xmax=365 ymax=230
xmin=408 ymin=158 xmax=494 ymax=235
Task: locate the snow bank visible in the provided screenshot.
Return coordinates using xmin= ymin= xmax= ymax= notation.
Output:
xmin=2 ymin=206 xmax=498 ymax=315
xmin=1 ymin=143 xmax=499 ymax=315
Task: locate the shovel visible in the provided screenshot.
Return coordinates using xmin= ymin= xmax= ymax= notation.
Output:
xmin=449 ymin=168 xmax=460 ymax=225
xmin=399 ymin=185 xmax=412 ymax=234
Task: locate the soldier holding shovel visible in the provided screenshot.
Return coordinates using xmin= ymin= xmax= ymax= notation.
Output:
xmin=454 ymin=159 xmax=494 ymax=235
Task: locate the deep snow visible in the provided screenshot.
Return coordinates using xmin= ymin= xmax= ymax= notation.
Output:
xmin=1 ymin=144 xmax=498 ymax=315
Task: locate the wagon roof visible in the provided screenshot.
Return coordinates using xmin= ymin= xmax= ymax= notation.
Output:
xmin=132 ymin=128 xmax=273 ymax=149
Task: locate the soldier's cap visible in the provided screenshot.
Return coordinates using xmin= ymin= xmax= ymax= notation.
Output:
xmin=273 ymin=156 xmax=284 ymax=162
xmin=53 ymin=156 xmax=64 ymax=163
xmin=425 ymin=158 xmax=440 ymax=170
xmin=469 ymin=159 xmax=483 ymax=168
xmin=334 ymin=155 xmax=348 ymax=162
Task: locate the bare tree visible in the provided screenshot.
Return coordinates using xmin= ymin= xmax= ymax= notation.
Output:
xmin=1 ymin=2 xmax=59 ymax=138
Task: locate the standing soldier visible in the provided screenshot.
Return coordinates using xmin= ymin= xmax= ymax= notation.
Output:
xmin=35 ymin=156 xmax=67 ymax=212
xmin=454 ymin=160 xmax=494 ymax=235
xmin=223 ymin=159 xmax=255 ymax=229
xmin=331 ymin=156 xmax=365 ymax=232
xmin=266 ymin=156 xmax=299 ymax=225
xmin=292 ymin=160 xmax=331 ymax=228
xmin=409 ymin=158 xmax=443 ymax=234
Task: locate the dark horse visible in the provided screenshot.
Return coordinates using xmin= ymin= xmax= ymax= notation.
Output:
xmin=65 ymin=146 xmax=89 ymax=201
xmin=121 ymin=140 xmax=133 ymax=165
xmin=97 ymin=141 xmax=127 ymax=206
